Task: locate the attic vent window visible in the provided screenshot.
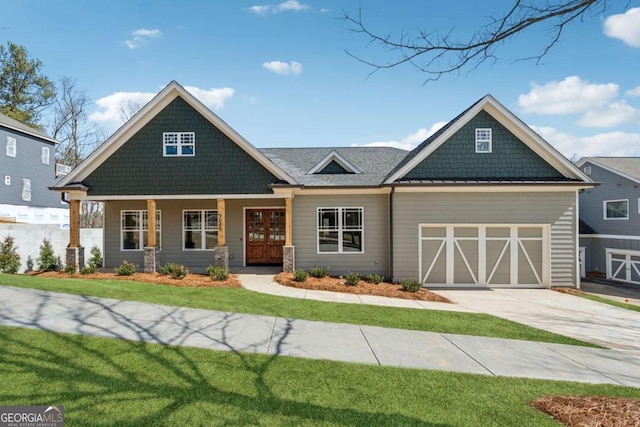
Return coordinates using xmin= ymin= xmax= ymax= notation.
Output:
xmin=584 ymin=166 xmax=591 ymax=174
xmin=317 ymin=160 xmax=355 ymax=175
xmin=164 ymin=132 xmax=195 ymax=157
xmin=475 ymin=128 xmax=492 ymax=153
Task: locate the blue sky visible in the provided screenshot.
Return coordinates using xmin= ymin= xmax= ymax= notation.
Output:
xmin=2 ymin=0 xmax=640 ymax=158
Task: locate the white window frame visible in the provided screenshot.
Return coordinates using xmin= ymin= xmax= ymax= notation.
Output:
xmin=21 ymin=178 xmax=31 ymax=201
xmin=182 ymin=209 xmax=218 ymax=251
xmin=41 ymin=146 xmax=50 ymax=165
xmin=317 ymin=207 xmax=364 ymax=254
xmin=6 ymin=136 xmax=16 ymax=157
xmin=603 ymin=199 xmax=629 ymax=220
xmin=120 ymin=210 xmax=162 ymax=251
xmin=475 ymin=128 xmax=492 ymax=153
xmin=163 ymin=132 xmax=195 ymax=157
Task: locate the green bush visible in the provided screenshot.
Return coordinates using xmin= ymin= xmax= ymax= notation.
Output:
xmin=293 ymin=269 xmax=308 ymax=282
xmin=115 ymin=260 xmax=137 ymax=276
xmin=401 ymin=279 xmax=422 ymax=292
xmin=0 ymin=236 xmax=21 ymax=274
xmin=88 ymin=245 xmax=103 ymax=270
xmin=345 ymin=272 xmax=361 ymax=286
xmin=367 ymin=274 xmax=383 ymax=284
xmin=80 ymin=265 xmax=96 ymax=275
xmin=64 ymin=263 xmax=77 ymax=274
xmin=37 ymin=239 xmax=58 ymax=272
xmin=207 ymin=265 xmax=229 ymax=281
xmin=161 ymin=263 xmax=189 ymax=279
xmin=309 ymin=266 xmax=329 ymax=278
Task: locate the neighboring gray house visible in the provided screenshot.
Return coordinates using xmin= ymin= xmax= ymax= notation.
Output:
xmin=577 ymin=157 xmax=640 ymax=284
xmin=52 ymin=81 xmax=593 ymax=288
xmin=0 ymin=112 xmax=68 ymax=224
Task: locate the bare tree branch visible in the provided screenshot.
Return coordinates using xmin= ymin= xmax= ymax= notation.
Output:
xmin=342 ymin=0 xmax=608 ymax=83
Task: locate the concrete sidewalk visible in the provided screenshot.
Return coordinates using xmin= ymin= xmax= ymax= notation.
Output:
xmin=1 ymin=285 xmax=639 ymax=387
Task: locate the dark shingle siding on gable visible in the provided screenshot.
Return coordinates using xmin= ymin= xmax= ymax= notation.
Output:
xmin=84 ymin=97 xmax=280 ymax=195
xmin=403 ymin=111 xmax=564 ymax=180
xmin=318 ymin=160 xmax=354 ymax=174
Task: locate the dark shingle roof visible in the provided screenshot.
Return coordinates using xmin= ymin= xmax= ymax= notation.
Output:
xmin=586 ymin=157 xmax=640 ymax=182
xmin=260 ymin=147 xmax=408 ymax=186
xmin=0 ymin=112 xmax=50 ymax=139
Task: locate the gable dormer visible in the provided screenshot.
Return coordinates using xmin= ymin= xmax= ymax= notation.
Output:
xmin=308 ymin=150 xmax=360 ymax=175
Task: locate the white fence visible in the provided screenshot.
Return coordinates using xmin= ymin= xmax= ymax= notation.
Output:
xmin=0 ymin=223 xmax=103 ymax=273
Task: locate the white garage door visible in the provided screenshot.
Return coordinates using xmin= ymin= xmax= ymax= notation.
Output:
xmin=419 ymin=225 xmax=549 ymax=288
xmin=606 ymin=249 xmax=640 ymax=285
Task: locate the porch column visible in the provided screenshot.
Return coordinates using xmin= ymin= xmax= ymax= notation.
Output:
xmin=214 ymin=198 xmax=229 ymax=269
xmin=66 ymin=199 xmax=85 ymax=270
xmin=144 ymin=199 xmax=157 ymax=273
xmin=283 ymin=197 xmax=294 ymax=272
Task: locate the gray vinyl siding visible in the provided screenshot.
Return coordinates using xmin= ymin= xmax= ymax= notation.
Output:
xmin=392 ymin=191 xmax=577 ymax=286
xmin=579 ymin=162 xmax=640 ymax=235
xmin=292 ymin=194 xmax=389 ymax=277
xmin=580 ymin=237 xmax=640 ymax=274
xmin=103 ymin=198 xmax=284 ymax=272
xmin=0 ymin=126 xmax=60 ymax=208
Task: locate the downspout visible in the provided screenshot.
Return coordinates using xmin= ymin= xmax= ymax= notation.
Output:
xmin=389 ymin=186 xmax=395 ymax=281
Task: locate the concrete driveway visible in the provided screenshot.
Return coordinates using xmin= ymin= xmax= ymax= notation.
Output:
xmin=436 ymin=288 xmax=640 ymax=357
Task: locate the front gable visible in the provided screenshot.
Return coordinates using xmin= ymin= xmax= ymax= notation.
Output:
xmin=84 ymin=97 xmax=281 ymax=195
xmin=403 ymin=110 xmax=563 ymax=180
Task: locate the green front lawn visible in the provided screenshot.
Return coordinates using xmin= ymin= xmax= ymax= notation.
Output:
xmin=579 ymin=293 xmax=640 ymax=313
xmin=0 ymin=326 xmax=636 ymax=426
xmin=0 ymin=274 xmax=594 ymax=346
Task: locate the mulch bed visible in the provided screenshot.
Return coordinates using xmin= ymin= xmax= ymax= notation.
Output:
xmin=275 ymin=272 xmax=451 ymax=303
xmin=28 ymin=271 xmax=241 ymax=288
xmin=532 ymin=395 xmax=640 ymax=427
xmin=553 ymin=287 xmax=585 ymax=297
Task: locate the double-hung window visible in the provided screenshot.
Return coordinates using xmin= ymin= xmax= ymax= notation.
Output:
xmin=21 ymin=178 xmax=31 ymax=201
xmin=41 ymin=147 xmax=50 ymax=164
xmin=183 ymin=210 xmax=218 ymax=250
xmin=603 ymin=199 xmax=628 ymax=220
xmin=317 ymin=207 xmax=363 ymax=253
xmin=163 ymin=132 xmax=195 ymax=156
xmin=121 ymin=210 xmax=161 ymax=250
xmin=475 ymin=128 xmax=492 ymax=153
xmin=6 ymin=136 xmax=16 ymax=157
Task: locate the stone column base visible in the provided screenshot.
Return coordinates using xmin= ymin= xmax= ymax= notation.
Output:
xmin=66 ymin=247 xmax=85 ymax=270
xmin=283 ymin=245 xmax=295 ymax=272
xmin=214 ymin=246 xmax=229 ymax=269
xmin=144 ymin=247 xmax=157 ymax=273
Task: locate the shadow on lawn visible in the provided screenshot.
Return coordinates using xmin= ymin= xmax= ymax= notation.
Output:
xmin=0 ymin=289 xmax=447 ymax=426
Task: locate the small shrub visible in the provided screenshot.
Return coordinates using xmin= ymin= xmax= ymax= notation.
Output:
xmin=345 ymin=272 xmax=361 ymax=286
xmin=207 ymin=265 xmax=229 ymax=281
xmin=401 ymin=279 xmax=422 ymax=292
xmin=88 ymin=245 xmax=103 ymax=270
xmin=293 ymin=269 xmax=308 ymax=282
xmin=367 ymin=274 xmax=383 ymax=284
xmin=37 ymin=238 xmax=58 ymax=272
xmin=161 ymin=263 xmax=189 ymax=279
xmin=0 ymin=236 xmax=21 ymax=274
xmin=64 ymin=263 xmax=77 ymax=274
xmin=309 ymin=266 xmax=329 ymax=278
xmin=80 ymin=266 xmax=96 ymax=275
xmin=115 ymin=260 xmax=137 ymax=276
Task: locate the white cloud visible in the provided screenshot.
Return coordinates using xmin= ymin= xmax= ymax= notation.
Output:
xmin=627 ymin=86 xmax=640 ymax=97
xmin=263 ymin=60 xmax=302 ymax=75
xmin=125 ymin=28 xmax=161 ymax=48
xmin=518 ymin=76 xmax=618 ymax=114
xmin=90 ymin=86 xmax=235 ymax=123
xmin=603 ymin=7 xmax=640 ymax=47
xmin=531 ymin=125 xmax=640 ymax=157
xmin=351 ymin=122 xmax=447 ymax=151
xmin=577 ymin=101 xmax=640 ymax=128
xmin=249 ymin=1 xmax=310 ymax=14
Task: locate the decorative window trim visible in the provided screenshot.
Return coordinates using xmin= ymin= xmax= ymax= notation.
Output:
xmin=41 ymin=147 xmax=50 ymax=165
xmin=182 ymin=209 xmax=218 ymax=251
xmin=6 ymin=136 xmax=16 ymax=157
xmin=120 ymin=210 xmax=162 ymax=251
xmin=583 ymin=166 xmax=591 ymax=175
xmin=163 ymin=132 xmax=195 ymax=157
xmin=21 ymin=178 xmax=31 ymax=201
xmin=317 ymin=207 xmax=364 ymax=254
xmin=603 ymin=199 xmax=628 ymax=220
xmin=475 ymin=128 xmax=492 ymax=153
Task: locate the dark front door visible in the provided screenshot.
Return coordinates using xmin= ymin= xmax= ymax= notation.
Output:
xmin=246 ymin=209 xmax=285 ymax=265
